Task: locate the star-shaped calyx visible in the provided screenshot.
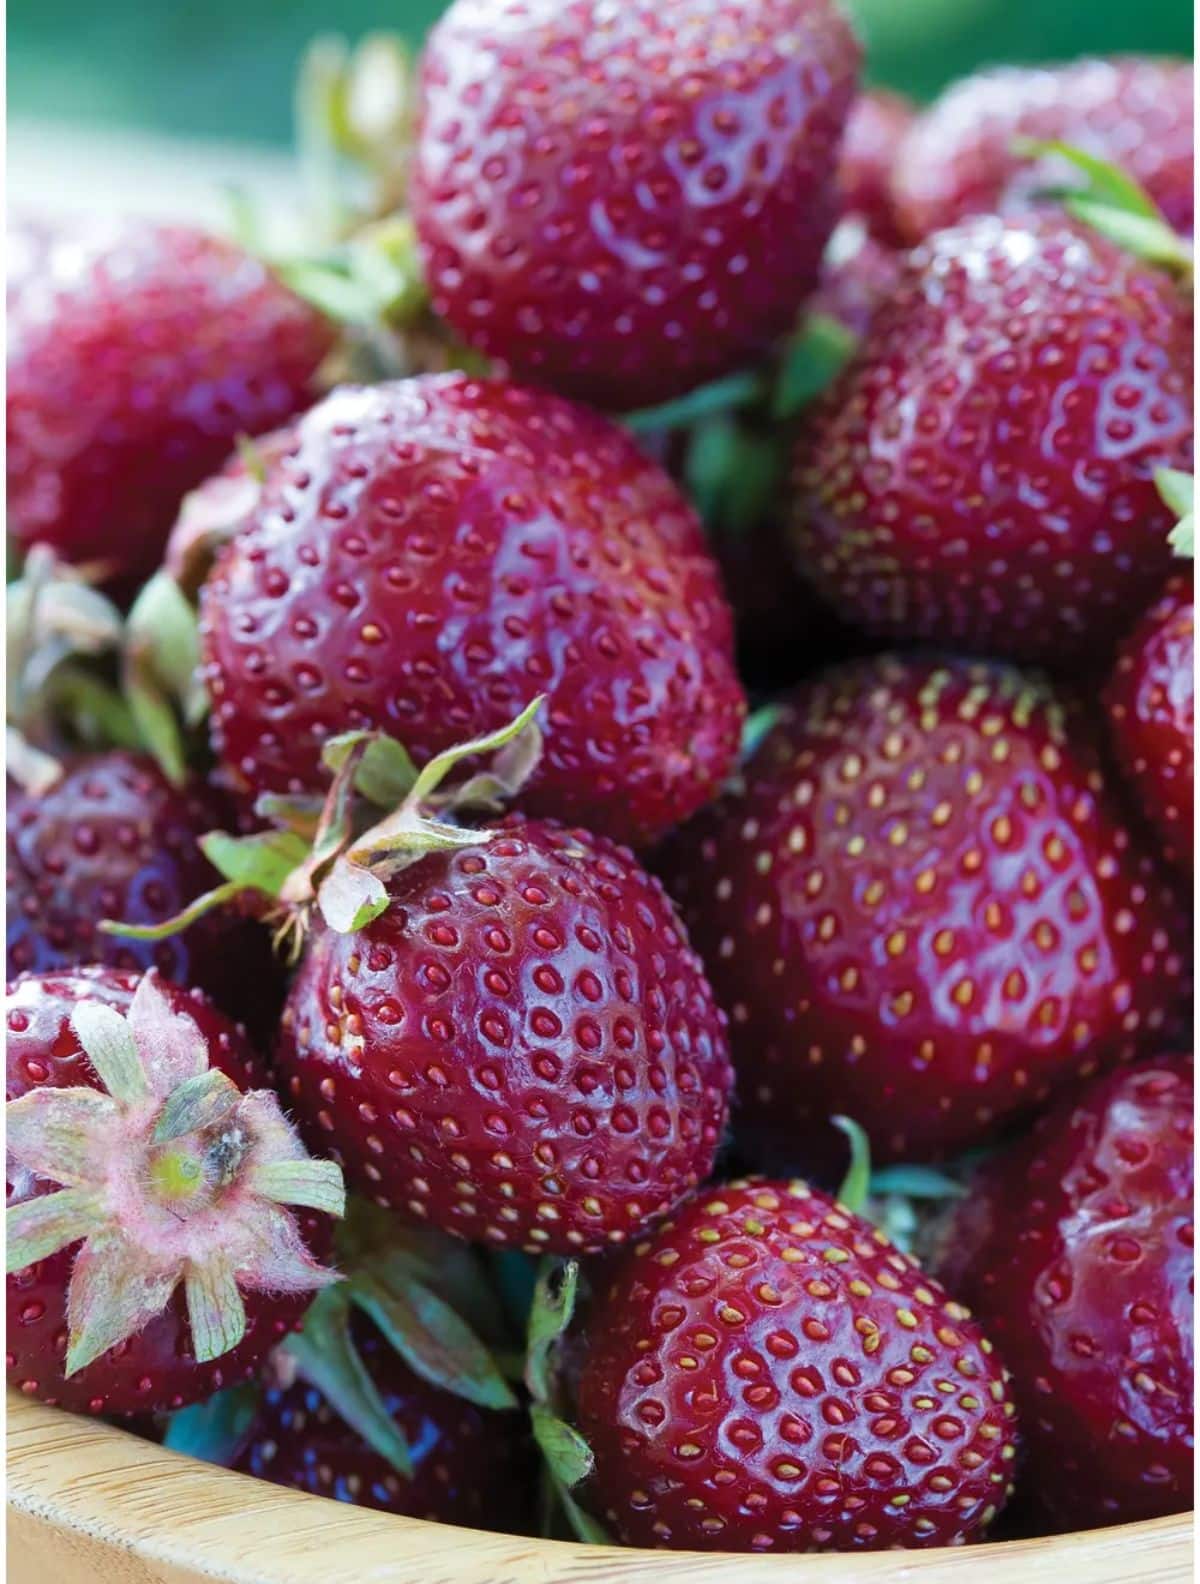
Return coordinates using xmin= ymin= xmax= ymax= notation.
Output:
xmin=6 ymin=972 xmax=345 ymax=1375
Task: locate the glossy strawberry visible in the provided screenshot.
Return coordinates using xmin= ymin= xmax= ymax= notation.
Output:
xmin=6 ymin=752 xmax=282 ymax=1038
xmin=937 ymin=1056 xmax=1193 ymax=1531
xmin=411 ymin=0 xmax=861 ymax=410
xmin=574 ymin=1176 xmax=1018 ymax=1550
xmin=274 ymin=816 xmax=733 ymax=1255
xmin=891 ymin=58 xmax=1195 ymax=243
xmin=837 ymin=89 xmax=915 ymax=246
xmin=792 ymin=214 xmax=1194 ymax=666
xmin=657 ymin=654 xmax=1190 ymax=1168
xmin=6 ymin=967 xmax=343 ymax=1416
xmin=1105 ymin=573 xmax=1194 ymax=871
xmin=236 ymin=1313 xmax=529 ymax=1528
xmin=201 ymin=374 xmax=745 ymax=848
xmin=7 ymin=219 xmax=333 ymax=591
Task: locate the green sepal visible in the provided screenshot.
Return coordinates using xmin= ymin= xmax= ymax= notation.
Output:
xmin=285 ymin=1285 xmax=414 ymax=1478
xmin=123 ymin=570 xmax=208 ymax=786
xmin=70 ymin=1002 xmax=150 ymax=1105
xmin=163 ymin=1382 xmax=262 ymax=1467
xmin=1018 ymin=139 xmax=1194 ymax=277
xmin=348 ymin=1267 xmax=517 ymax=1410
xmin=741 ymin=704 xmax=784 ymax=764
xmin=1156 ymin=468 xmax=1195 ymax=558
xmin=203 ymin=829 xmax=310 ymax=895
xmin=152 ymin=1068 xmax=240 ymax=1144
xmin=531 ymin=1402 xmax=593 ymax=1489
xmin=555 ymin=1479 xmax=613 ymax=1545
xmin=772 ymin=313 xmax=857 ymax=419
xmin=832 ymin=1115 xmax=872 ymax=1216
xmin=5 ymin=1188 xmax=105 ymax=1272
xmin=685 ymin=418 xmax=784 ymax=539
xmin=869 ymin=1164 xmax=968 ymax=1201
xmin=248 ymin=1159 xmax=347 ymax=1218
xmin=323 ymin=730 xmax=419 ymax=809
xmin=185 ymin=1261 xmax=248 ymax=1364
xmin=624 ymin=369 xmax=766 ymax=435
xmin=525 ymin=1257 xmax=579 ymax=1405
xmin=98 ymin=880 xmax=245 ymax=943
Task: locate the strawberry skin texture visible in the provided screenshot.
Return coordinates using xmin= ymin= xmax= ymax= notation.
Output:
xmin=937 ymin=1057 xmax=1193 ymax=1531
xmin=891 ymin=58 xmax=1195 ymax=244
xmin=656 ymin=654 xmax=1190 ymax=1167
xmin=574 ymin=1176 xmax=1018 ymax=1550
xmin=6 ymin=752 xmax=282 ymax=1039
xmin=1105 ymin=573 xmax=1194 ymax=872
xmin=410 ymin=0 xmax=861 ymax=410
xmin=5 ymin=968 xmax=329 ymax=1417
xmin=274 ymin=818 xmax=733 ymax=1255
xmin=792 ymin=214 xmax=1194 ymax=666
xmin=836 ymin=89 xmax=915 ymax=247
xmin=201 ymin=375 xmax=745 ymax=848
xmin=7 ymin=220 xmax=333 ymax=590
xmin=236 ymin=1315 xmax=531 ymax=1528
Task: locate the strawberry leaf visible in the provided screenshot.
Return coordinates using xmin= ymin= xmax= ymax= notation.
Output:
xmin=525 ymin=1257 xmax=579 ymax=1405
xmin=531 ymin=1403 xmax=592 ymax=1488
xmin=772 ymin=312 xmax=857 ymax=419
xmin=285 ymin=1286 xmax=414 ymax=1478
xmin=163 ymin=1382 xmax=261 ymax=1467
xmin=348 ymin=1267 xmax=517 ymax=1411
xmin=624 ymin=368 xmax=767 ymax=434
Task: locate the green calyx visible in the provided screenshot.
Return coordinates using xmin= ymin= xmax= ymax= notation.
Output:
xmin=5 ymin=972 xmax=344 ymax=1376
xmin=829 ymin=1115 xmax=968 ymax=1256
xmin=280 ymin=1202 xmax=518 ymax=1479
xmin=1019 ymin=139 xmax=1194 ymax=280
xmin=525 ymin=1259 xmax=611 ymax=1545
xmin=101 ymin=697 xmax=545 ymax=958
xmin=1156 ymin=469 xmax=1195 ymax=559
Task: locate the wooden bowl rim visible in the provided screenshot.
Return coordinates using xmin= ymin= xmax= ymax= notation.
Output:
xmin=7 ymin=1391 xmax=1194 ymax=1583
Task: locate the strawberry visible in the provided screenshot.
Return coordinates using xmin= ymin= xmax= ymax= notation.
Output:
xmin=572 ymin=1176 xmax=1018 ymax=1550
xmin=7 ymin=219 xmax=333 ymax=592
xmin=6 ymin=966 xmax=344 ymax=1416
xmin=791 ymin=213 xmax=1194 ymax=666
xmin=810 ymin=224 xmax=902 ymax=340
xmin=275 ymin=811 xmax=733 ymax=1255
xmin=200 ymin=374 xmax=745 ymax=848
xmin=235 ymin=1313 xmax=530 ymax=1527
xmin=6 ymin=752 xmax=282 ymax=1038
xmin=891 ymin=58 xmax=1195 ymax=244
xmin=1105 ymin=571 xmax=1194 ymax=872
xmin=410 ymin=0 xmax=861 ymax=410
xmin=837 ymin=89 xmax=915 ymax=246
xmin=656 ymin=654 xmax=1190 ymax=1168
xmin=936 ymin=1056 xmax=1193 ymax=1532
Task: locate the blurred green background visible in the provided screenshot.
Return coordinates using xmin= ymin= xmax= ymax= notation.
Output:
xmin=9 ymin=0 xmax=1192 ymax=147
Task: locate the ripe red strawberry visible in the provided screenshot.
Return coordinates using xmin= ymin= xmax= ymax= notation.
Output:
xmin=573 ymin=1176 xmax=1018 ymax=1550
xmin=891 ymin=58 xmax=1194 ymax=244
xmin=936 ymin=1056 xmax=1193 ymax=1532
xmin=657 ymin=654 xmax=1190 ymax=1168
xmin=200 ymin=374 xmax=745 ymax=848
xmin=1105 ymin=573 xmax=1194 ymax=872
xmin=275 ymin=815 xmax=733 ymax=1255
xmin=410 ymin=0 xmax=861 ymax=410
xmin=837 ymin=89 xmax=915 ymax=246
xmin=7 ymin=219 xmax=333 ymax=592
xmin=792 ymin=213 xmax=1194 ymax=666
xmin=6 ymin=752 xmax=282 ymax=1038
xmin=6 ymin=967 xmax=343 ymax=1416
xmin=235 ymin=1314 xmax=530 ymax=1527
xmin=164 ymin=426 xmax=298 ymax=598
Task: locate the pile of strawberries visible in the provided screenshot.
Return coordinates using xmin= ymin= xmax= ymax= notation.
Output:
xmin=6 ymin=0 xmax=1194 ymax=1557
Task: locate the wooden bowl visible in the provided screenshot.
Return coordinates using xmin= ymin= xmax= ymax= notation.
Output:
xmin=7 ymin=1391 xmax=1193 ymax=1584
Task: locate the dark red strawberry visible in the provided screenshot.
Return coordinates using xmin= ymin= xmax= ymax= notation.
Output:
xmin=837 ymin=89 xmax=915 ymax=246
xmin=236 ymin=1313 xmax=530 ymax=1528
xmin=6 ymin=752 xmax=282 ymax=1038
xmin=275 ymin=814 xmax=733 ymax=1255
xmin=7 ymin=219 xmax=333 ymax=592
xmin=891 ymin=58 xmax=1195 ymax=243
xmin=6 ymin=967 xmax=343 ymax=1416
xmin=657 ymin=654 xmax=1190 ymax=1168
xmin=200 ymin=374 xmax=745 ymax=848
xmin=1105 ymin=572 xmax=1194 ymax=872
xmin=573 ymin=1175 xmax=1018 ymax=1550
xmin=936 ymin=1056 xmax=1193 ymax=1532
xmin=792 ymin=213 xmax=1194 ymax=666
xmin=410 ymin=0 xmax=861 ymax=410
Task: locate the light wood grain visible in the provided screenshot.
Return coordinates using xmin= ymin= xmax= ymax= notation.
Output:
xmin=6 ymin=1392 xmax=1193 ymax=1584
